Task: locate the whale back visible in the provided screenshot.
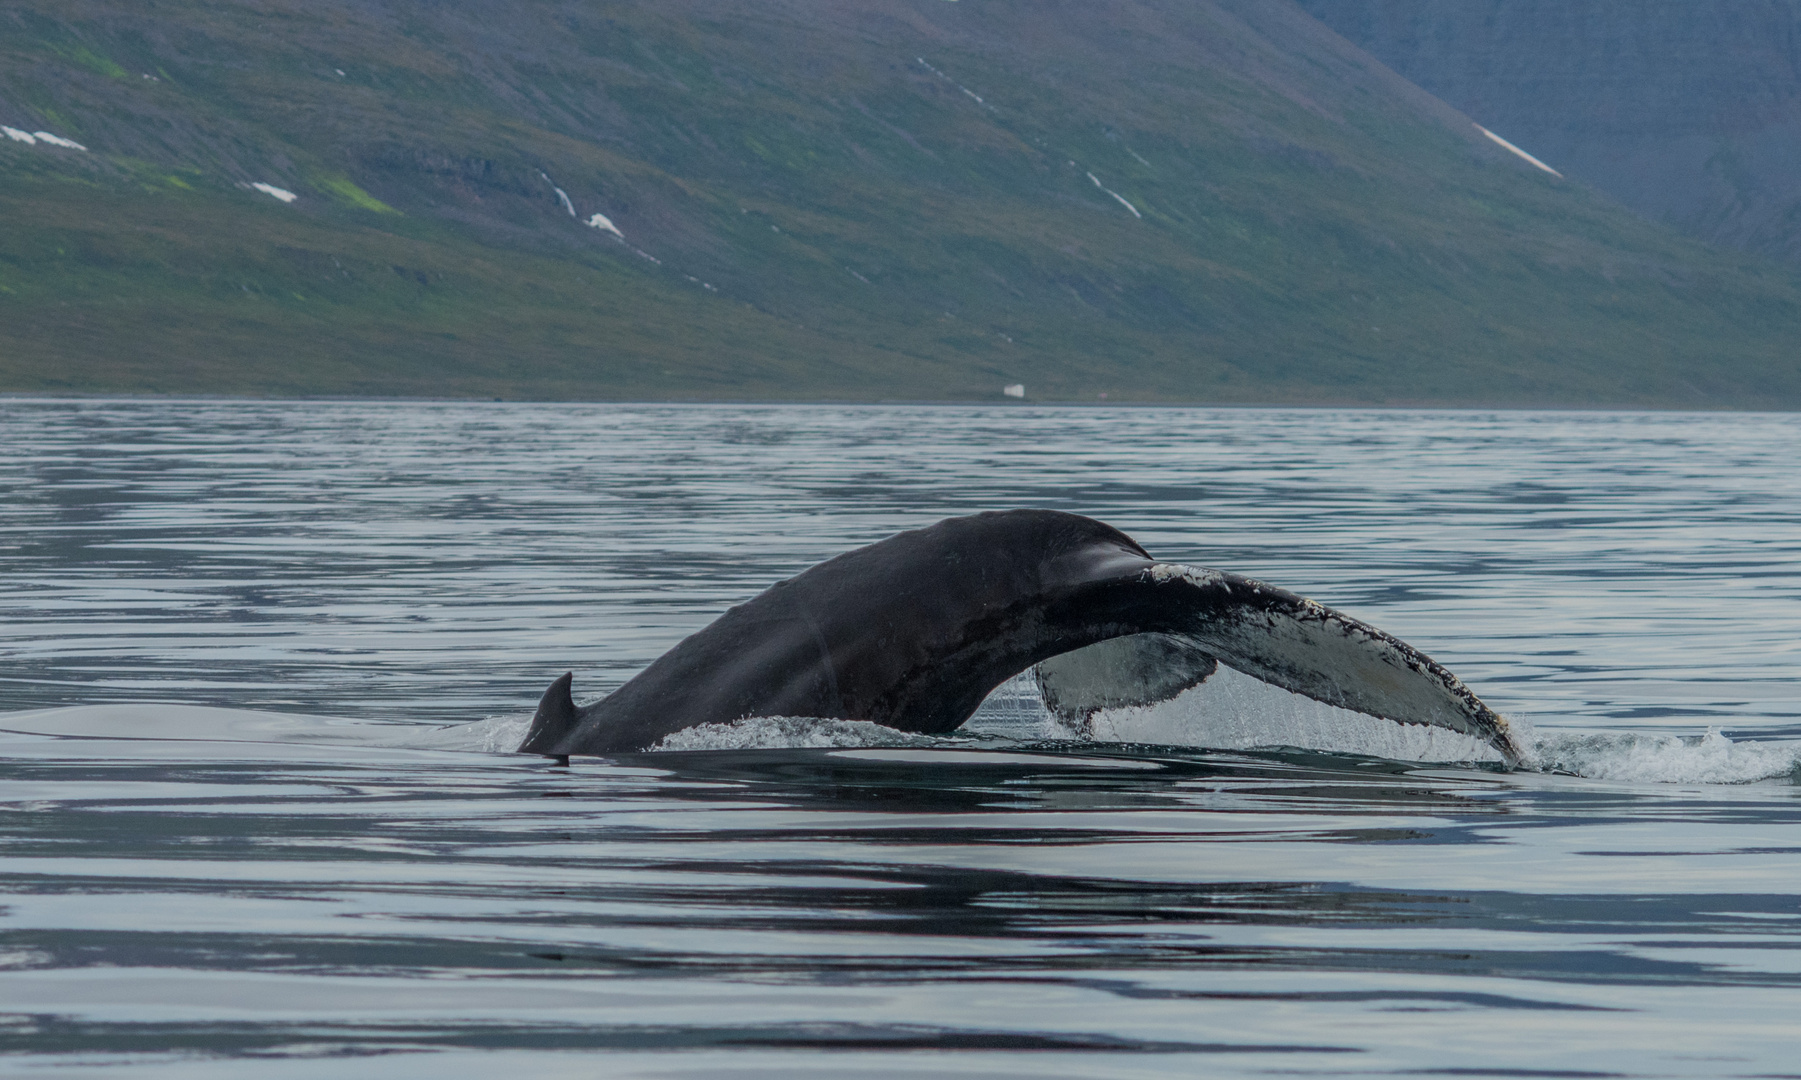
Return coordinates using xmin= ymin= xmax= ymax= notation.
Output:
xmin=523 ymin=510 xmax=1156 ymax=755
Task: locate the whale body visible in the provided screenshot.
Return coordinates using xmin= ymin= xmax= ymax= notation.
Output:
xmin=520 ymin=510 xmax=1521 ymax=762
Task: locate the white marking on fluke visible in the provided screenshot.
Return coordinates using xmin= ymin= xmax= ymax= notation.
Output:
xmin=1148 ymin=563 xmax=1225 ymax=588
xmin=1475 ymin=124 xmax=1562 ymax=177
xmin=1083 ymin=665 xmax=1510 ymax=764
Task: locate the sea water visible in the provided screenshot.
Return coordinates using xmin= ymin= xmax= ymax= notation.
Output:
xmin=4 ymin=400 xmax=1801 ymax=1077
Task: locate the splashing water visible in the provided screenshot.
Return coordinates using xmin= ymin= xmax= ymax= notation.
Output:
xmin=1530 ymin=727 xmax=1801 ymax=784
xmin=398 ymin=666 xmax=1801 ymax=785
xmin=653 ymin=716 xmax=941 ymax=750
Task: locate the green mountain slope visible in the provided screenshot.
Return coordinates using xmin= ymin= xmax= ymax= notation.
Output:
xmin=4 ymin=0 xmax=1801 ymax=405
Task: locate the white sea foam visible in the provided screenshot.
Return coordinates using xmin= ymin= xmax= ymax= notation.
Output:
xmin=400 ymin=711 xmax=941 ymax=754
xmin=1531 ymin=728 xmax=1801 ymax=785
xmin=8 ymin=690 xmax=1794 ymax=784
xmin=285 ymin=704 xmax=1801 ymax=782
xmin=586 ymin=212 xmax=624 ymax=238
xmin=3 ymin=126 xmax=36 ymax=145
xmin=413 ymin=665 xmax=1801 ymax=783
xmin=1079 ymin=664 xmax=1508 ymax=763
xmin=654 ymin=717 xmax=939 ymax=751
xmin=251 ymin=182 xmax=297 ymax=203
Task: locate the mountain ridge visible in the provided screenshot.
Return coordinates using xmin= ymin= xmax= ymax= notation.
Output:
xmin=1299 ymin=0 xmax=1801 ymax=266
xmin=5 ymin=0 xmax=1801 ymax=405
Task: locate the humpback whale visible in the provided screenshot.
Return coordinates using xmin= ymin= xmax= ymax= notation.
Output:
xmin=520 ymin=510 xmax=1522 ymax=763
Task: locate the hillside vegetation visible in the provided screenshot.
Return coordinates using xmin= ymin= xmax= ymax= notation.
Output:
xmin=4 ymin=0 xmax=1801 ymax=405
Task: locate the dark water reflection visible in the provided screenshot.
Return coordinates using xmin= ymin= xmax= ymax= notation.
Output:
xmin=6 ymin=401 xmax=1801 ymax=1076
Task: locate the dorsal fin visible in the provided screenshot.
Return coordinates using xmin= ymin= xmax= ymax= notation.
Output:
xmin=519 ymin=672 xmax=579 ymax=757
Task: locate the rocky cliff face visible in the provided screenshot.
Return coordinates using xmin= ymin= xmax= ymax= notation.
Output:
xmin=1298 ymin=0 xmax=1801 ymax=262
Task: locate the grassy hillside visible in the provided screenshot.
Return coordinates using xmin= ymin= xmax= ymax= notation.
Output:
xmin=4 ymin=0 xmax=1801 ymax=405
xmin=1299 ymin=0 xmax=1801 ymax=268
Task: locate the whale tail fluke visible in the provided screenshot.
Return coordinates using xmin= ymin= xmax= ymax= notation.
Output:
xmin=510 ymin=512 xmax=1520 ymax=765
xmin=1133 ymin=565 xmax=1524 ymax=764
xmin=520 ymin=672 xmax=579 ymax=758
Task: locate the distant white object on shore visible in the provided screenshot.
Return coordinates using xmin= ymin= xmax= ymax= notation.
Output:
xmin=1003 ymin=384 xmax=1025 ymax=398
xmin=1475 ymin=124 xmax=1562 ymax=177
xmin=251 ymin=182 xmax=298 ymax=203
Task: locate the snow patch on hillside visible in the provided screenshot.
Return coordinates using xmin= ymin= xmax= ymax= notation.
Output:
xmin=4 ymin=126 xmax=86 ymax=150
xmin=1475 ymin=124 xmax=1562 ymax=177
xmin=916 ymin=57 xmax=993 ymax=111
xmin=1088 ymin=172 xmax=1142 ymax=218
xmin=32 ymin=131 xmax=85 ymax=150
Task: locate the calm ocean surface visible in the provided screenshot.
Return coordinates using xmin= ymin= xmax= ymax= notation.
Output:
xmin=4 ymin=400 xmax=1801 ymax=1077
